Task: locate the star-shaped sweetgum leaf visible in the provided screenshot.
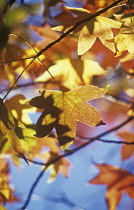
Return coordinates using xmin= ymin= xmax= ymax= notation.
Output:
xmin=28 ymin=85 xmax=109 ymax=150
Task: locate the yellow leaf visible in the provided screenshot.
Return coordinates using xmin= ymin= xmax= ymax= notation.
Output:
xmin=36 ymin=58 xmax=106 ymax=90
xmin=0 ymin=205 xmax=7 ymax=210
xmin=28 ymin=85 xmax=109 ymax=150
xmin=114 ymin=33 xmax=134 ymax=56
xmin=5 ymin=94 xmax=37 ymax=125
xmin=53 ymin=7 xmax=121 ymax=55
xmin=0 ymin=99 xmax=28 ymax=163
xmin=0 ymin=158 xmax=19 ymax=203
xmin=113 ymin=14 xmax=134 ymax=56
xmin=78 ymin=15 xmax=121 ymax=55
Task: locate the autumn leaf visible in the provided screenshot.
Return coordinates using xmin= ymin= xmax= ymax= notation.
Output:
xmin=92 ymin=97 xmax=131 ymax=128
xmin=117 ymin=131 xmax=134 ymax=160
xmin=32 ymin=136 xmax=60 ymax=157
xmin=120 ymin=53 xmax=134 ymax=76
xmin=43 ymin=0 xmax=65 ymax=24
xmin=0 ymin=205 xmax=7 ymax=210
xmin=38 ymin=151 xmax=71 ymax=183
xmin=36 ymin=58 xmax=106 ymax=90
xmin=15 ymin=127 xmax=36 ymax=157
xmin=113 ymin=14 xmax=134 ymax=56
xmin=27 ymin=85 xmax=109 ymax=150
xmin=83 ymin=0 xmax=123 ymax=16
xmin=0 ymin=98 xmax=28 ymax=163
xmin=31 ymin=135 xmax=71 ymax=182
xmin=0 ymin=158 xmax=19 ymax=204
xmin=53 ymin=7 xmax=122 ymax=55
xmin=12 ymin=47 xmax=46 ymax=79
xmin=30 ymin=24 xmax=77 ymax=62
xmin=89 ymin=164 xmax=134 ymax=210
xmin=5 ymin=94 xmax=37 ymax=125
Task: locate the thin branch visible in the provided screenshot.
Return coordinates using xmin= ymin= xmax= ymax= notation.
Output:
xmin=35 ymin=0 xmax=124 ymax=58
xmin=2 ymin=0 xmax=124 ymax=65
xmin=0 ymin=81 xmax=58 ymax=94
xmin=96 ymin=138 xmax=134 ymax=145
xmin=18 ymin=116 xmax=134 ymax=209
xmin=2 ymin=58 xmax=36 ymax=100
xmin=18 ymin=166 xmax=47 ymax=210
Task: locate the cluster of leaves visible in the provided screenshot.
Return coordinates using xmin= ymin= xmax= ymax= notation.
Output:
xmin=0 ymin=0 xmax=134 ymax=209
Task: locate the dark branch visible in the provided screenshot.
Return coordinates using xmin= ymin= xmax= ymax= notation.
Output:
xmin=19 ymin=116 xmax=134 ymax=209
xmin=36 ymin=0 xmax=124 ymax=58
xmin=97 ymin=138 xmax=134 ymax=145
xmin=2 ymin=0 xmax=124 ymax=64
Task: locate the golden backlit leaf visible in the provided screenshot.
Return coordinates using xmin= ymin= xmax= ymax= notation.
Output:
xmin=53 ymin=7 xmax=122 ymax=55
xmin=36 ymin=58 xmax=106 ymax=90
xmin=117 ymin=131 xmax=134 ymax=160
xmin=89 ymin=164 xmax=134 ymax=210
xmin=78 ymin=16 xmax=121 ymax=55
xmin=28 ymin=85 xmax=109 ymax=150
xmin=113 ymin=14 xmax=134 ymax=56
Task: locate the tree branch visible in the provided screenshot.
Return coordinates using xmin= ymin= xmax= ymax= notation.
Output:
xmin=18 ymin=116 xmax=134 ymax=209
xmin=2 ymin=0 xmax=124 ymax=65
xmin=96 ymin=138 xmax=134 ymax=145
xmin=36 ymin=0 xmax=124 ymax=58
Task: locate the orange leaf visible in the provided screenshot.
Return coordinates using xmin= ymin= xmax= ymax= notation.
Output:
xmin=89 ymin=164 xmax=134 ymax=210
xmin=117 ymin=131 xmax=134 ymax=160
xmin=39 ymin=151 xmax=72 ymax=183
xmin=32 ymin=136 xmax=60 ymax=158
